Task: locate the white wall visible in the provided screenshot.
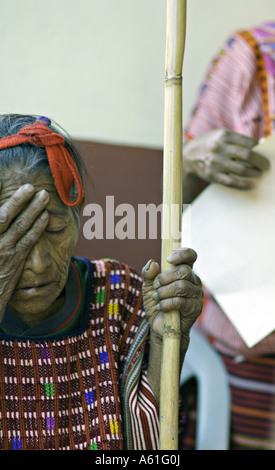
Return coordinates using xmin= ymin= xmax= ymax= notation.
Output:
xmin=0 ymin=0 xmax=274 ymax=148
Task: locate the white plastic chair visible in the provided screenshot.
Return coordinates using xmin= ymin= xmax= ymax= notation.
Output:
xmin=180 ymin=328 xmax=231 ymax=450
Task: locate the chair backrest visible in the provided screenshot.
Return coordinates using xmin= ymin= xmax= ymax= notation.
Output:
xmin=180 ymin=328 xmax=231 ymax=450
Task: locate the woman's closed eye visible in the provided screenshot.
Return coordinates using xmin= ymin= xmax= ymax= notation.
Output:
xmin=46 ymin=227 xmax=66 ymax=235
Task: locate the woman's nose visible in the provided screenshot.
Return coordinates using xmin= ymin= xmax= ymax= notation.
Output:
xmin=24 ymin=239 xmax=50 ymax=275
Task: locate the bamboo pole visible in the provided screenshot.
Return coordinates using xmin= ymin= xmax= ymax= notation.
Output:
xmin=159 ymin=0 xmax=186 ymax=450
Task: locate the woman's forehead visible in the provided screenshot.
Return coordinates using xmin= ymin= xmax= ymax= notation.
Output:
xmin=0 ymin=172 xmax=68 ymax=214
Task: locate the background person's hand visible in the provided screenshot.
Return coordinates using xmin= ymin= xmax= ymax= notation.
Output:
xmin=182 ymin=128 xmax=270 ymax=190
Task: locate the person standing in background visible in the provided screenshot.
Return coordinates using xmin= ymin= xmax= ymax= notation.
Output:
xmin=180 ymin=22 xmax=275 ymax=450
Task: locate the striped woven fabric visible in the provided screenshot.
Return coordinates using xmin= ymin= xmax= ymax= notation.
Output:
xmin=0 ymin=258 xmax=159 ymax=450
xmin=223 ymin=354 xmax=275 ymax=450
xmin=180 ymin=354 xmax=275 ymax=450
xmin=185 ymin=22 xmax=275 ymax=142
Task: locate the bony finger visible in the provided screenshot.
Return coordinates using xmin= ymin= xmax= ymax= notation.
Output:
xmin=159 ymin=296 xmax=203 ymax=316
xmin=152 ymin=263 xmax=197 ymax=291
xmin=213 ymin=172 xmax=256 ymax=190
xmin=38 ymin=210 xmax=49 ymax=223
xmin=155 ymin=280 xmax=203 ymax=301
xmin=158 ymin=296 xmax=183 ymax=312
xmin=224 ymin=142 xmax=270 ymax=171
xmin=9 ymin=189 xmax=49 ymax=237
xmin=9 ymin=184 xmax=35 ymax=207
xmin=223 ymin=129 xmax=257 ymax=149
xmin=152 ymin=291 xmax=159 ymax=301
xmin=0 ymin=184 xmax=35 ymax=229
xmin=16 ymin=210 xmax=49 ymax=251
xmin=142 ymin=259 xmax=160 ymax=283
xmin=222 ymin=158 xmax=262 ymax=178
xmin=249 ymin=151 xmax=270 ymax=171
xmin=166 ymin=247 xmax=197 ymax=267
xmin=37 ymin=189 xmax=50 ymax=203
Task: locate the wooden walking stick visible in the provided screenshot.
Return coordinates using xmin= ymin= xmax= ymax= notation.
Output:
xmin=159 ymin=0 xmax=187 ymax=450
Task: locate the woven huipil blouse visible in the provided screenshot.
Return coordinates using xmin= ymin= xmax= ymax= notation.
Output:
xmin=0 ymin=258 xmax=159 ymax=450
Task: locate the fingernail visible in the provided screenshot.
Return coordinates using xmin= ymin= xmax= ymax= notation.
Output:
xmin=40 ymin=210 xmax=49 ymax=221
xmin=146 ymin=259 xmax=154 ymax=270
xmin=22 ymin=184 xmax=34 ymax=193
xmin=39 ymin=190 xmax=49 ymax=202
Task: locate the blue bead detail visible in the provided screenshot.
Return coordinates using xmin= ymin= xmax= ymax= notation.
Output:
xmin=99 ymin=351 xmax=109 ymax=364
xmin=84 ymin=391 xmax=94 ymax=405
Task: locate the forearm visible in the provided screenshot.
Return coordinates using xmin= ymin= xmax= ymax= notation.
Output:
xmin=147 ymin=331 xmax=190 ymax=404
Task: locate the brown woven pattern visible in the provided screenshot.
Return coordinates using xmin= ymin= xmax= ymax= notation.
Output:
xmin=0 ymin=258 xmax=155 ymax=450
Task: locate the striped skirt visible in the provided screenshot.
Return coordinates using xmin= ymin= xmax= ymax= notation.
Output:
xmin=179 ymin=353 xmax=275 ymax=450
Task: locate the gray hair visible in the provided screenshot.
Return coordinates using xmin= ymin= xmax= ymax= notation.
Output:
xmin=0 ymin=114 xmax=86 ymax=223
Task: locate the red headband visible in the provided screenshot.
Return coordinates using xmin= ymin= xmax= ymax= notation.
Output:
xmin=0 ymin=117 xmax=84 ymax=207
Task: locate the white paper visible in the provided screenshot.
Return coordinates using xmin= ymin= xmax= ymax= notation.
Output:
xmin=181 ymin=135 xmax=275 ymax=347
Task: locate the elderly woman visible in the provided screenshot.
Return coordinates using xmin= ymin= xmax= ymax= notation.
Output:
xmin=0 ymin=114 xmax=203 ymax=450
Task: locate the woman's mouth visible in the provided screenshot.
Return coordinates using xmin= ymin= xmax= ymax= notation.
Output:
xmin=15 ymin=282 xmax=54 ymax=298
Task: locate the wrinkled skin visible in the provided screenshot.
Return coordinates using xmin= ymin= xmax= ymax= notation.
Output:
xmin=182 ymin=128 xmax=270 ymax=202
xmin=0 ymin=173 xmax=79 ymax=325
xmin=142 ymin=248 xmax=202 ymax=341
xmin=142 ymin=248 xmax=203 ymax=401
xmin=0 ymin=171 xmax=203 ymax=402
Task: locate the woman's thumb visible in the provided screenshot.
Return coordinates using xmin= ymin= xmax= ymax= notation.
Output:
xmin=141 ymin=259 xmax=160 ymax=284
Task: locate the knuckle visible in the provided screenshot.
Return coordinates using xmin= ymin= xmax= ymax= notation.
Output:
xmin=219 ymin=128 xmax=230 ymax=140
xmin=206 ymin=146 xmax=218 ymax=160
xmin=176 ymin=280 xmax=188 ymax=296
xmin=13 ymin=217 xmax=28 ymax=234
xmin=236 ymin=164 xmax=249 ymax=176
xmin=16 ymin=233 xmax=37 ymax=253
xmin=160 ymin=297 xmax=181 ymax=312
xmin=16 ymin=221 xmax=46 ymax=251
xmin=9 ymin=194 xmax=23 ymax=209
xmin=156 ymin=272 xmax=166 ymax=287
xmin=0 ymin=239 xmax=13 ymax=251
xmin=205 ymin=153 xmax=221 ymax=175
xmin=16 ymin=237 xmax=31 ymax=251
xmin=238 ymin=148 xmax=251 ymax=161
xmin=179 ymin=264 xmax=192 ymax=279
xmin=208 ymin=142 xmax=220 ymax=154
xmin=213 ymin=127 xmax=228 ymax=145
xmin=172 ymin=297 xmax=182 ymax=310
xmin=185 ymin=264 xmax=193 ymax=275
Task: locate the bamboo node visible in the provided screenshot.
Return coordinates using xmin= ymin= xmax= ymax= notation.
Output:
xmin=164 ymin=75 xmax=182 ymax=83
xmin=163 ymin=327 xmax=181 ymax=338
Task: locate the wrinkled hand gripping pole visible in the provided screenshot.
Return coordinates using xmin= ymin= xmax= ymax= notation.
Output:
xmin=159 ymin=0 xmax=186 ymax=450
